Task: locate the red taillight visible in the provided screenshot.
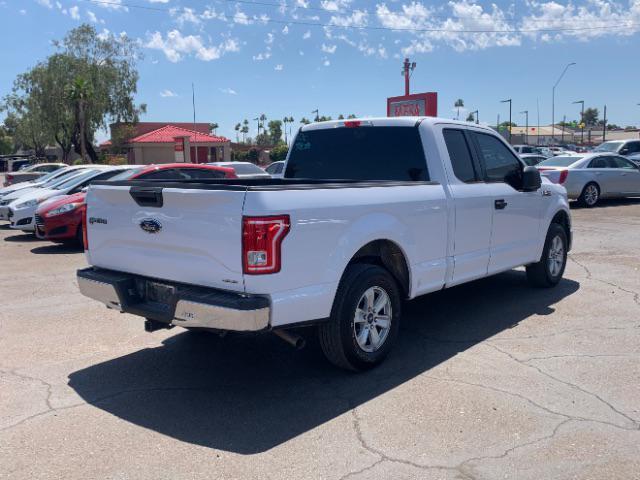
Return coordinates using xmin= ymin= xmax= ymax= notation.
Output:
xmin=344 ymin=121 xmax=361 ymax=128
xmin=242 ymin=215 xmax=290 ymax=275
xmin=6 ymin=174 xmax=13 ymax=181
xmin=558 ymin=170 xmax=569 ymax=184
xmin=81 ymin=206 xmax=88 ymax=250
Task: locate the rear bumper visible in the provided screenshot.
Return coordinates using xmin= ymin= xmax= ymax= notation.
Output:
xmin=77 ymin=268 xmax=270 ymax=332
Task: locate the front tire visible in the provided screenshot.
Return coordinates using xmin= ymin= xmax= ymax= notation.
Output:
xmin=319 ymin=264 xmax=401 ymax=371
xmin=526 ymin=223 xmax=568 ymax=288
xmin=578 ymin=182 xmax=600 ymax=207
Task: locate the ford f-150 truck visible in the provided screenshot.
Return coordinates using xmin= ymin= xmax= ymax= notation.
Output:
xmin=77 ymin=117 xmax=572 ymax=371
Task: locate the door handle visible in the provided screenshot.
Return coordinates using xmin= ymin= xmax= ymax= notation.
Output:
xmin=494 ymin=199 xmax=508 ymax=210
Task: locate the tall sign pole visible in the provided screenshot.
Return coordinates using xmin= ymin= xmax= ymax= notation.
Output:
xmin=402 ymin=58 xmax=416 ymax=96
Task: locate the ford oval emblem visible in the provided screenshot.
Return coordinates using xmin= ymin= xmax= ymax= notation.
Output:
xmin=139 ymin=218 xmax=162 ymax=234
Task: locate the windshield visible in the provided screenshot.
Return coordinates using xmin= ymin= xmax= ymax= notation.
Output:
xmin=538 ymin=156 xmax=584 ymax=167
xmin=34 ymin=168 xmax=69 ymax=184
xmin=41 ymin=169 xmax=85 ymax=187
xmin=593 ymin=141 xmax=623 ymax=152
xmin=108 ymin=167 xmax=144 ymax=181
xmin=52 ymin=169 xmax=98 ymax=190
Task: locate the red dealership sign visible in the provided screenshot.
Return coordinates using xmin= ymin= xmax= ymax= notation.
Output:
xmin=387 ymin=92 xmax=438 ymax=117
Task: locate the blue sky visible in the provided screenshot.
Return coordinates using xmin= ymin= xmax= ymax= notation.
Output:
xmin=2 ymin=0 xmax=640 ymax=142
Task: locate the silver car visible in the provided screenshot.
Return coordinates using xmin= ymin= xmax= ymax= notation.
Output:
xmin=537 ymin=153 xmax=640 ymax=207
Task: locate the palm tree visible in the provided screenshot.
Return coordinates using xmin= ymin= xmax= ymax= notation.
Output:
xmin=209 ymin=122 xmax=219 ymax=135
xmin=454 ymin=99 xmax=464 ymax=120
xmin=242 ymin=119 xmax=249 ymax=143
xmin=66 ymin=76 xmax=93 ymax=164
xmin=234 ymin=123 xmax=241 ymax=143
xmin=300 ymin=117 xmax=311 ymax=125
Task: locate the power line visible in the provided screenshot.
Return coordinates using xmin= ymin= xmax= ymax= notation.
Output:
xmin=77 ymin=0 xmax=640 ymax=34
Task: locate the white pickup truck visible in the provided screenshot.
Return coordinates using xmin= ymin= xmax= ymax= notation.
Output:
xmin=77 ymin=117 xmax=572 ymax=371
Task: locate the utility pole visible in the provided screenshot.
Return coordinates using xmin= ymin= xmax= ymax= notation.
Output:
xmin=501 ymin=99 xmax=512 ymax=143
xmin=192 ymin=83 xmax=197 ymax=163
xmin=603 ymin=105 xmax=607 ymax=142
xmin=520 ymin=110 xmax=529 ymax=144
xmin=561 ymin=115 xmax=566 ymax=144
xmin=312 ymin=109 xmax=319 ymax=122
xmin=401 ymin=58 xmax=416 ymax=96
xmin=573 ymin=100 xmax=585 ymax=145
xmin=552 ymin=62 xmax=576 ymax=143
xmin=496 ymin=114 xmax=500 ymax=132
xmin=253 ymin=117 xmax=260 ymax=138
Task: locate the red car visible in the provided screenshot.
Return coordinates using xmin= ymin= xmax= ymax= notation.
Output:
xmin=34 ymin=163 xmax=236 ymax=245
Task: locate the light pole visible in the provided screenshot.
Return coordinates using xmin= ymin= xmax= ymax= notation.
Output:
xmin=470 ymin=110 xmax=479 ymax=124
xmin=573 ymin=100 xmax=585 ymax=145
xmin=520 ymin=110 xmax=529 ymax=145
xmin=552 ymin=62 xmax=576 ymax=143
xmin=501 ymin=99 xmax=512 ymax=143
xmin=253 ymin=117 xmax=260 ymax=137
xmin=312 ymin=109 xmax=319 ymax=122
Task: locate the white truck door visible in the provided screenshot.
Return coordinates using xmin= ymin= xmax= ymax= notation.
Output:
xmin=440 ymin=128 xmax=493 ymax=286
xmin=470 ymin=132 xmax=544 ymax=274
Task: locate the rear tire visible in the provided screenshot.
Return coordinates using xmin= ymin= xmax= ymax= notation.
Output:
xmin=578 ymin=182 xmax=600 ymax=207
xmin=319 ymin=264 xmax=401 ymax=371
xmin=526 ymin=223 xmax=567 ymax=288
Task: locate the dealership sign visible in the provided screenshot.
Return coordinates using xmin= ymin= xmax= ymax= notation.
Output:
xmin=387 ymin=92 xmax=438 ymax=117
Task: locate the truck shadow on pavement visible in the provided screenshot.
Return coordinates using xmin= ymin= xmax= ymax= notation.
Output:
xmin=69 ymin=270 xmax=579 ymax=455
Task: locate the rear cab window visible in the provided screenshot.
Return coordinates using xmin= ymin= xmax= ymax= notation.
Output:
xmin=286 ymin=126 xmax=429 ymax=181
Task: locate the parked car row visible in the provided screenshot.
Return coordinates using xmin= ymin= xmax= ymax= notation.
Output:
xmin=0 ymin=163 xmax=238 ymax=246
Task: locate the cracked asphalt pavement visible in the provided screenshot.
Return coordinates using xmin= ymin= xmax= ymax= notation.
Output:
xmin=1 ymin=195 xmax=639 ymax=480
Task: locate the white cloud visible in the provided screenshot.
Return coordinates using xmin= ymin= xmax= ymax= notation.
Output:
xmin=69 ymin=5 xmax=80 ymax=20
xmin=87 ymin=10 xmax=100 ymax=23
xmin=275 ymin=64 xmax=284 ymax=71
xmin=36 ymin=0 xmax=52 ymax=8
xmin=234 ymin=9 xmax=252 ymax=25
xmin=172 ymin=7 xmax=201 ymax=26
xmin=160 ymin=89 xmax=177 ymax=97
xmin=330 ymin=9 xmax=368 ymax=27
xmin=95 ymin=0 xmax=127 ymax=11
xmin=19 ymin=9 xmax=26 ymax=14
xmin=282 ymin=25 xmax=289 ymax=34
xmin=266 ymin=32 xmax=274 ymax=44
xmin=148 ymin=0 xmax=170 ymax=3
xmin=146 ymin=30 xmax=240 ymax=62
xmin=323 ymin=59 xmax=331 ymax=66
xmin=320 ymin=0 xmax=352 ymax=12
xmin=295 ymin=0 xmax=310 ymax=7
xmin=303 ymin=30 xmax=312 ymax=40
xmin=321 ymin=43 xmax=337 ymax=53
xmin=219 ymin=87 xmax=238 ymax=95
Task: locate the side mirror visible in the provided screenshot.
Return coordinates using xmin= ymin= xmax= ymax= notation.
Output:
xmin=81 ymin=186 xmax=89 ymax=192
xmin=619 ymin=148 xmax=629 ymax=155
xmin=522 ymin=166 xmax=541 ymax=192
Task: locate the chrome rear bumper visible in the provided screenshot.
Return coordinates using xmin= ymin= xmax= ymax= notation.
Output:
xmin=77 ymin=268 xmax=270 ymax=332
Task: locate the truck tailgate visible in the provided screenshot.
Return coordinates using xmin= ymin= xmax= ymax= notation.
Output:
xmin=85 ymin=185 xmax=246 ymax=292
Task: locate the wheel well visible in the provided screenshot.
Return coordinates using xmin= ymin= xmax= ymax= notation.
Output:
xmin=551 ymin=210 xmax=571 ymax=250
xmin=347 ymin=240 xmax=410 ymax=297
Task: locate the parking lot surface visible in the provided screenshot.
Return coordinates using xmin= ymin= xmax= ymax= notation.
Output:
xmin=1 ymin=195 xmax=639 ymax=479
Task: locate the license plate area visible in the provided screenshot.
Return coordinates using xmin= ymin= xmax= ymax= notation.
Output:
xmin=145 ymin=281 xmax=176 ymax=303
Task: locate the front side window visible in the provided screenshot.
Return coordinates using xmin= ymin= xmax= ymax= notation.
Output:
xmin=178 ymin=168 xmax=227 ymax=179
xmin=286 ymin=126 xmax=428 ymax=181
xmin=626 ymin=142 xmax=640 ymax=154
xmin=443 ymin=129 xmax=477 ymax=183
xmin=471 ymin=132 xmax=522 ymax=185
xmin=610 ymin=156 xmax=637 ymax=170
xmin=588 ymin=157 xmax=610 ymax=169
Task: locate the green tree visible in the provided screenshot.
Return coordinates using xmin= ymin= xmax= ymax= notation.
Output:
xmin=65 ymin=76 xmax=93 ymax=163
xmin=255 ymin=133 xmax=271 ymax=146
xmin=209 ymin=123 xmax=219 ymax=135
xmin=466 ymin=112 xmax=475 ymax=122
xmin=338 ymin=114 xmax=345 ymax=120
xmin=454 ymin=99 xmax=464 ymax=120
xmin=242 ymin=119 xmax=249 ymax=142
xmin=300 ymin=117 xmax=311 ymax=125
xmin=582 ymin=107 xmax=599 ymax=127
xmin=247 ymin=147 xmax=260 ymax=163
xmin=269 ymin=144 xmax=289 ymax=162
xmin=347 ymin=114 xmax=357 ymax=119
xmin=234 ymin=123 xmax=241 ymax=142
xmin=0 ymin=124 xmax=14 ymax=155
xmin=268 ymin=120 xmax=283 ymax=144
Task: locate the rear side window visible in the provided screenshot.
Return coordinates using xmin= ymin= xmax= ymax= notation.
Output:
xmin=443 ymin=129 xmax=477 ymax=183
xmin=140 ymin=169 xmax=180 ymax=180
xmin=286 ymin=126 xmax=428 ymax=181
xmin=471 ymin=132 xmax=522 ymax=184
xmin=178 ymin=168 xmax=227 ymax=179
xmin=627 ymin=142 xmax=640 ymax=154
xmin=588 ymin=157 xmax=610 ymax=169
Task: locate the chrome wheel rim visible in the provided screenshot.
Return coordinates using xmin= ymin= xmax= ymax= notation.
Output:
xmin=353 ymin=286 xmax=392 ymax=353
xmin=584 ymin=185 xmax=598 ymax=205
xmin=547 ymin=235 xmax=565 ymax=277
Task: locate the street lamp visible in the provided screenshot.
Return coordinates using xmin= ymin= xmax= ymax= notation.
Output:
xmin=470 ymin=110 xmax=479 ymax=124
xmin=520 ymin=110 xmax=529 ymax=145
xmin=552 ymin=62 xmax=576 ymax=143
xmin=501 ymin=99 xmax=512 ymax=143
xmin=573 ymin=100 xmax=585 ymax=145
xmin=312 ymin=109 xmax=319 ymax=122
